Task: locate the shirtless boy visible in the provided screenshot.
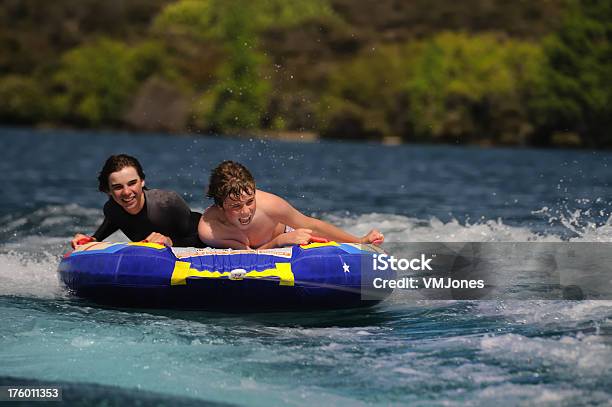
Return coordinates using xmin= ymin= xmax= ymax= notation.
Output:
xmin=198 ymin=161 xmax=384 ymax=249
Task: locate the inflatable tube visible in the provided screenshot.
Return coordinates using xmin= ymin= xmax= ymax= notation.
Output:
xmin=58 ymin=242 xmax=394 ymax=310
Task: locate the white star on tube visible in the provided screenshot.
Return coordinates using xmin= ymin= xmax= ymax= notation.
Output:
xmin=343 ymin=262 xmax=350 ymax=273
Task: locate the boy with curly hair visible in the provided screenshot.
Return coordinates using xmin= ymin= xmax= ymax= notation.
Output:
xmin=198 ymin=161 xmax=384 ymax=249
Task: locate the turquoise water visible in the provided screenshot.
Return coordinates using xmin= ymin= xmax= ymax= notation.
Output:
xmin=0 ymin=127 xmax=611 ymax=406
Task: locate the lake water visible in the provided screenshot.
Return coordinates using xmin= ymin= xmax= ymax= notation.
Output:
xmin=0 ymin=127 xmax=611 ymax=406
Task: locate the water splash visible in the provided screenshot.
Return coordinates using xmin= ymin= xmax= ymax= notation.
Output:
xmin=2 ymin=202 xmax=612 ymax=303
xmin=0 ymin=250 xmax=65 ymax=299
xmin=334 ymin=213 xmax=560 ymax=242
xmin=532 ymin=197 xmax=612 ymax=241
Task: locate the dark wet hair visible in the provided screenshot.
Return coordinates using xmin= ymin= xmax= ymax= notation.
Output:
xmin=97 ymin=154 xmax=146 ymax=193
xmin=207 ymin=161 xmax=256 ymax=206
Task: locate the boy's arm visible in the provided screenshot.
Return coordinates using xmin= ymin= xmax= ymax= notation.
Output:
xmin=303 ymin=217 xmax=384 ymax=244
xmin=256 ymin=228 xmax=314 ymax=249
xmin=263 ymin=192 xmax=383 ymax=244
xmin=197 ymin=216 xmax=250 ymax=249
xmin=72 ymin=208 xmax=117 ymax=248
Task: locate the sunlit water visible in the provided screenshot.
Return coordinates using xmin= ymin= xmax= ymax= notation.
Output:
xmin=0 ymin=127 xmax=611 ymax=406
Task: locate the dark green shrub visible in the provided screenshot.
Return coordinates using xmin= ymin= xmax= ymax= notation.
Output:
xmin=0 ymin=75 xmax=46 ymax=123
xmin=530 ymin=0 xmax=612 ymax=147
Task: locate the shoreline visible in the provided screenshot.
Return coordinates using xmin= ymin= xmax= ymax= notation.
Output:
xmin=0 ymin=123 xmax=597 ymax=150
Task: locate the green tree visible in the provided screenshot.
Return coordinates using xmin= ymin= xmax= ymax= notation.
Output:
xmin=154 ymin=0 xmax=336 ymax=37
xmin=208 ymin=6 xmax=270 ymax=130
xmin=53 ymin=39 xmax=136 ymax=126
xmin=318 ymin=45 xmax=410 ymax=139
xmin=53 ymin=39 xmax=171 ymax=126
xmin=531 ymin=0 xmax=612 ymax=147
xmin=0 ymin=75 xmax=46 ymax=123
xmin=404 ymin=32 xmax=543 ymax=144
xmin=154 ymin=0 xmax=336 ymax=132
xmin=319 ymin=33 xmax=543 ymax=143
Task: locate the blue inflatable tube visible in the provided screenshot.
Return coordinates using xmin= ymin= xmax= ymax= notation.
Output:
xmin=58 ymin=241 xmax=394 ymax=310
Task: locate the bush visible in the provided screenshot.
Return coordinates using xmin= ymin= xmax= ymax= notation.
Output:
xmin=318 ymin=45 xmax=410 ymax=139
xmin=152 ymin=0 xmax=225 ymax=39
xmin=403 ymin=32 xmax=543 ymax=144
xmin=153 ymin=0 xmax=337 ymax=37
xmin=53 ymin=38 xmax=172 ymax=127
xmin=53 ymin=39 xmax=136 ymax=126
xmin=318 ymin=32 xmax=544 ymax=144
xmin=155 ymin=0 xmax=338 ymax=133
xmin=0 ymin=75 xmax=47 ymax=123
xmin=529 ymin=0 xmax=612 ymax=147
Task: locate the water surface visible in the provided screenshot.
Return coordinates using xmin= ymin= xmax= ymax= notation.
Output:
xmin=0 ymin=127 xmax=611 ymax=406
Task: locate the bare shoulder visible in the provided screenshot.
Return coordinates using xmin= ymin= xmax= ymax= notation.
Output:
xmin=256 ymin=189 xmax=279 ymax=201
xmin=201 ymin=205 xmax=222 ymax=221
xmin=200 ymin=206 xmax=221 ymax=228
xmin=256 ymin=190 xmax=289 ymax=209
xmin=255 ymin=190 xmax=300 ymax=223
xmin=198 ymin=206 xmax=224 ymax=239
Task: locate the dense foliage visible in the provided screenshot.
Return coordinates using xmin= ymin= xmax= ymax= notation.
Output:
xmin=0 ymin=0 xmax=608 ymax=147
xmin=530 ymin=0 xmax=612 ymax=147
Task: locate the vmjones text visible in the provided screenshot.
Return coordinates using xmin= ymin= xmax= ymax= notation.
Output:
xmin=373 ymin=277 xmax=485 ymax=289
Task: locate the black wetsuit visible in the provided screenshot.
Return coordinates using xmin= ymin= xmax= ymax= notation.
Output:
xmin=92 ymin=189 xmax=202 ymax=247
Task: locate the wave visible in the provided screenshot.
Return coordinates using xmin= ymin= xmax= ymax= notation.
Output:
xmin=1 ymin=204 xmax=612 ymax=301
xmin=0 ymin=249 xmax=65 ymax=299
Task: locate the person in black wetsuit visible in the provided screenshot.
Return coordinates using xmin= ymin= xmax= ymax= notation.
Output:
xmin=71 ymin=154 xmax=202 ymax=248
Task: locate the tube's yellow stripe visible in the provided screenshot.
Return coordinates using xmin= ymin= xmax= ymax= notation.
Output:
xmin=300 ymin=241 xmax=340 ymax=250
xmin=247 ymin=263 xmax=294 ymax=286
xmin=171 ymin=261 xmax=294 ymax=286
xmin=171 ymin=261 xmax=192 ymax=286
xmin=128 ymin=242 xmax=167 ymax=250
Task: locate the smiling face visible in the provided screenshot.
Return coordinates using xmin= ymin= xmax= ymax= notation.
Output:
xmin=222 ymin=191 xmax=256 ymax=229
xmin=107 ymin=166 xmax=146 ymax=215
